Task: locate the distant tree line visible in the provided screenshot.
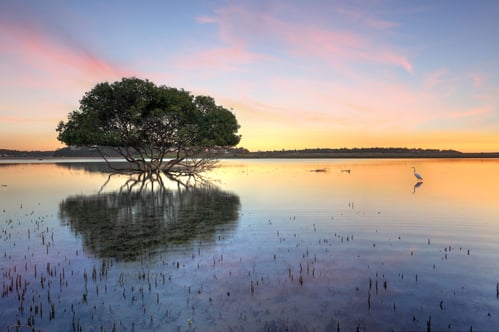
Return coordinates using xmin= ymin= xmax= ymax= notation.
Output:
xmin=0 ymin=149 xmax=54 ymax=158
xmin=241 ymin=147 xmax=467 ymax=158
xmin=273 ymin=147 xmax=462 ymax=154
xmin=5 ymin=147 xmax=499 ymax=160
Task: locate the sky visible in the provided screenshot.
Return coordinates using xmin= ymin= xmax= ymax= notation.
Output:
xmin=1 ymin=0 xmax=498 ymax=152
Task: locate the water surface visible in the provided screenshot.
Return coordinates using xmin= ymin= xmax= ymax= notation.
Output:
xmin=1 ymin=159 xmax=498 ymax=331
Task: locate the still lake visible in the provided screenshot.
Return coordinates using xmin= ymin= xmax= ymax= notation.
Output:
xmin=1 ymin=158 xmax=498 ymax=331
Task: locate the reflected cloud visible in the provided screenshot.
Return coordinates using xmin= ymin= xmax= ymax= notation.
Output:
xmin=58 ymin=167 xmax=240 ymax=261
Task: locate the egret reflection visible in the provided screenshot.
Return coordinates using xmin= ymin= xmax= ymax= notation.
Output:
xmin=413 ymin=181 xmax=423 ymax=194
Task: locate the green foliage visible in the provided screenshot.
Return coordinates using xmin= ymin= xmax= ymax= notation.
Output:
xmin=56 ymin=77 xmax=241 ymax=169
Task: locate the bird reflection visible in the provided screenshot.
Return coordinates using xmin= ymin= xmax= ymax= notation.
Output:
xmin=413 ymin=181 xmax=423 ymax=194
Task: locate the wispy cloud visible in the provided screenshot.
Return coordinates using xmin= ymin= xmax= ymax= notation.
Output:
xmin=0 ymin=20 xmax=132 ymax=91
xmin=453 ymin=107 xmax=489 ymax=118
xmin=469 ymin=72 xmax=487 ymax=89
xmin=0 ymin=18 xmax=137 ymax=152
xmin=424 ymin=68 xmax=449 ymax=88
xmin=175 ymin=46 xmax=264 ymax=73
xmin=335 ymin=6 xmax=401 ymax=29
xmin=185 ymin=3 xmax=413 ymax=74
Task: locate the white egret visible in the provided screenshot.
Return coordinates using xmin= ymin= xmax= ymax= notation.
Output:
xmin=412 ymin=167 xmax=423 ymax=181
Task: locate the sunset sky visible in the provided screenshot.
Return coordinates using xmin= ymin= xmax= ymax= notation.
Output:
xmin=1 ymin=1 xmax=498 ymax=152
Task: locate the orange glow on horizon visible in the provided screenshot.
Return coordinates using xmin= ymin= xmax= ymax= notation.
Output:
xmin=0 ymin=133 xmax=62 ymax=151
xmin=237 ymin=125 xmax=499 ymax=153
xmin=209 ymin=159 xmax=499 ymax=219
xmin=2 ymin=127 xmax=499 ymax=153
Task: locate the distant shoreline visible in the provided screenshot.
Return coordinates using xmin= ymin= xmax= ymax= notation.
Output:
xmin=222 ymin=151 xmax=499 ymax=159
xmin=2 ymin=147 xmax=499 ymax=160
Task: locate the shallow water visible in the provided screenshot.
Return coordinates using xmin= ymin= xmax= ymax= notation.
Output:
xmin=1 ymin=159 xmax=498 ymax=331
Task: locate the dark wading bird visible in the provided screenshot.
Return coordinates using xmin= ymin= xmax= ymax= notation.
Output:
xmin=412 ymin=167 xmax=423 ymax=181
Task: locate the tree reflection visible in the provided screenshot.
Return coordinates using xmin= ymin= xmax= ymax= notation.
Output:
xmin=58 ymin=172 xmax=240 ymax=261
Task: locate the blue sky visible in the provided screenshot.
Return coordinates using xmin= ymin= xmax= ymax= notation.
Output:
xmin=1 ymin=0 xmax=498 ymax=151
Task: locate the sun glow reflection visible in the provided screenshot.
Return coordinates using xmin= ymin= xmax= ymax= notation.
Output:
xmin=209 ymin=158 xmax=499 ymax=224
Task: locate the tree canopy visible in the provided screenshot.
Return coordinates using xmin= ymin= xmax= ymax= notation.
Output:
xmin=56 ymin=77 xmax=240 ymax=174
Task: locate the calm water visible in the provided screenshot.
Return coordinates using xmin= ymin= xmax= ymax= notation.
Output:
xmin=1 ymin=159 xmax=498 ymax=331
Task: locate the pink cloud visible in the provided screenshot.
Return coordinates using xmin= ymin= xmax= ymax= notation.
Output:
xmin=202 ymin=4 xmax=413 ymax=73
xmin=224 ymin=75 xmax=428 ymax=133
xmin=424 ymin=68 xmax=449 ymax=88
xmin=282 ymin=24 xmax=413 ymax=73
xmin=175 ymin=46 xmax=263 ymax=72
xmin=469 ymin=72 xmax=487 ymax=89
xmin=375 ymin=50 xmax=413 ymax=73
xmin=336 ymin=6 xmax=400 ymax=29
xmin=451 ymin=106 xmax=489 ymax=118
xmin=0 ymin=20 xmax=138 ymax=140
xmin=172 ymin=7 xmax=275 ymax=75
xmin=0 ymin=20 xmax=133 ymax=90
